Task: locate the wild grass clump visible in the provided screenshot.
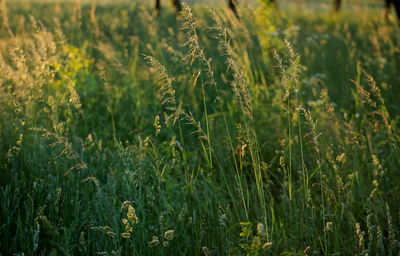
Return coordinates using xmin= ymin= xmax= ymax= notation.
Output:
xmin=1 ymin=0 xmax=400 ymax=255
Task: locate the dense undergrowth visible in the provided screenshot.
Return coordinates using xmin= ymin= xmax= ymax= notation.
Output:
xmin=1 ymin=0 xmax=400 ymax=255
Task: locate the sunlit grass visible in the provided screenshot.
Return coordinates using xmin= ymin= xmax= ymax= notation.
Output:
xmin=1 ymin=0 xmax=399 ymax=255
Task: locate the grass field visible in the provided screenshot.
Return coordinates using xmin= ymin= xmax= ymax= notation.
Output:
xmin=1 ymin=0 xmax=400 ymax=255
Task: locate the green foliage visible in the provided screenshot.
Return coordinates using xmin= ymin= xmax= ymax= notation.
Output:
xmin=1 ymin=0 xmax=400 ymax=255
xmin=230 ymin=222 xmax=272 ymax=255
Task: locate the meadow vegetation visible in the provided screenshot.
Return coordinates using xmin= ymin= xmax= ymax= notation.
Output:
xmin=1 ymin=0 xmax=400 ymax=255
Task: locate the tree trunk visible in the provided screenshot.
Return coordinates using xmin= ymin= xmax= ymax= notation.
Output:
xmin=393 ymin=0 xmax=400 ymax=20
xmin=333 ymin=0 xmax=342 ymax=13
xmin=172 ymin=0 xmax=182 ymax=13
xmin=154 ymin=0 xmax=161 ymax=15
xmin=384 ymin=0 xmax=400 ymax=21
xmin=229 ymin=0 xmax=238 ymax=17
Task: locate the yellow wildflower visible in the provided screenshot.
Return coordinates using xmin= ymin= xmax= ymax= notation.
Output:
xmin=164 ymin=230 xmax=174 ymax=241
xmin=121 ymin=232 xmax=131 ymax=239
xmin=127 ymin=205 xmax=138 ymax=224
xmin=262 ymin=242 xmax=272 ymax=250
